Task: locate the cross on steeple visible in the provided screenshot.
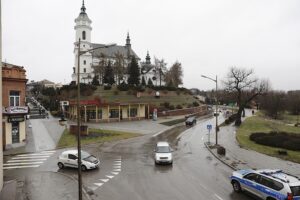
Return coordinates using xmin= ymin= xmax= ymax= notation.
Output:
xmin=81 ymin=0 xmax=86 ymax=14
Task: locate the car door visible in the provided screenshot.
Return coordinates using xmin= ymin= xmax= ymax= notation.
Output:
xmin=67 ymin=154 xmax=78 ymax=168
xmin=243 ymin=173 xmax=263 ymax=198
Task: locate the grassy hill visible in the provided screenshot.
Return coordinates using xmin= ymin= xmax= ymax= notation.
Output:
xmin=63 ymin=85 xmax=200 ymax=108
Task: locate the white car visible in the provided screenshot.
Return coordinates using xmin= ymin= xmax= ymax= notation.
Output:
xmin=57 ymin=150 xmax=100 ymax=171
xmin=154 ymin=142 xmax=173 ymax=165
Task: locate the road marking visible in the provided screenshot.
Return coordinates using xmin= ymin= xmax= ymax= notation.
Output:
xmin=111 ymin=172 xmax=119 ymax=175
xmin=114 ymin=160 xmax=121 ymax=163
xmin=113 ymin=163 xmax=121 ymax=166
xmin=16 ymin=153 xmax=53 ymax=157
xmin=214 ymin=194 xmax=224 ymax=200
xmin=3 ymin=165 xmax=40 ymax=170
xmin=113 ymin=165 xmax=121 ymax=169
xmin=113 ymin=169 xmax=121 ymax=172
xmin=106 ymin=175 xmax=114 ymax=179
xmin=94 ymin=183 xmax=103 ymax=187
xmin=99 ymin=179 xmax=109 ymax=183
xmin=11 ymin=156 xmax=50 ymax=159
xmin=7 ymin=159 xmax=47 ymax=162
xmin=41 ymin=150 xmax=56 ymax=153
xmin=3 ymin=162 xmax=43 ymax=166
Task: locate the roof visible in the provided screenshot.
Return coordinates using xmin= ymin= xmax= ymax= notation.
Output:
xmin=2 ymin=62 xmax=26 ymax=72
xmin=257 ymin=169 xmax=300 ymax=184
xmin=156 ymin=141 xmax=170 ymax=147
xmin=91 ymin=43 xmax=140 ymax=60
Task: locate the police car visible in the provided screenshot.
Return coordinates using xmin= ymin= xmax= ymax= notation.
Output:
xmin=230 ymin=169 xmax=300 ymax=200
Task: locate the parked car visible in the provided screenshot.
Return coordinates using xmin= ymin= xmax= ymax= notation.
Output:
xmin=230 ymin=169 xmax=300 ymax=200
xmin=185 ymin=116 xmax=197 ymax=126
xmin=57 ymin=150 xmax=100 ymax=171
xmin=154 ymin=142 xmax=173 ymax=165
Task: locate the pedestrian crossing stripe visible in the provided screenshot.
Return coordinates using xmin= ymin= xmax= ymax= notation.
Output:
xmin=3 ymin=165 xmax=40 ymax=169
xmin=7 ymin=159 xmax=47 ymax=162
xmin=4 ymin=162 xmax=43 ymax=166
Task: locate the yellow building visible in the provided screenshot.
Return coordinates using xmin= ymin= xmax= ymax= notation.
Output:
xmin=66 ymin=99 xmax=149 ymax=123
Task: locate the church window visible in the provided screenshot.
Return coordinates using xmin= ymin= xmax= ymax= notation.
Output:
xmin=83 ymin=60 xmax=86 ymax=65
xmin=73 ymin=67 xmax=75 ymax=73
xmin=83 ymin=68 xmax=86 ymax=73
xmin=82 ymin=31 xmax=86 ymax=40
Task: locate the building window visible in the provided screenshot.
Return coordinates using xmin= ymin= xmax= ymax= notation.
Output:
xmin=9 ymin=91 xmax=20 ymax=107
xmin=128 ymin=108 xmax=138 ymax=117
xmin=98 ymin=109 xmax=102 ymax=119
xmin=110 ymin=109 xmax=119 ymax=118
xmin=83 ymin=68 xmax=86 ymax=73
xmin=73 ymin=67 xmax=75 ymax=73
xmin=83 ymin=60 xmax=86 ymax=65
xmin=82 ymin=31 xmax=86 ymax=40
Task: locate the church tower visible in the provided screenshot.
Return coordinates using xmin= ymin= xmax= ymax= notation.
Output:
xmin=72 ymin=0 xmax=93 ymax=83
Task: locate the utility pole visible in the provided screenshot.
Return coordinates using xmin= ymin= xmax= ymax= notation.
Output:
xmin=77 ymin=38 xmax=83 ymax=200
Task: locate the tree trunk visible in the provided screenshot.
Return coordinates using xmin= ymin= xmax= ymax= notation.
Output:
xmin=235 ymin=107 xmax=243 ymax=126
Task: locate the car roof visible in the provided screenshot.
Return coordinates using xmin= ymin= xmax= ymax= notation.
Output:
xmin=257 ymin=169 xmax=300 ymax=185
xmin=61 ymin=150 xmax=79 ymax=155
xmin=156 ymin=141 xmax=170 ymax=147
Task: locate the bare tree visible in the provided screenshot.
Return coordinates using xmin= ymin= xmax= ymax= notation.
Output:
xmin=260 ymin=91 xmax=286 ymax=119
xmin=92 ymin=53 xmax=107 ymax=85
xmin=165 ymin=61 xmax=183 ymax=88
xmin=113 ymin=52 xmax=126 ymax=84
xmin=154 ymin=57 xmax=167 ymax=86
xmin=223 ymin=67 xmax=269 ymax=126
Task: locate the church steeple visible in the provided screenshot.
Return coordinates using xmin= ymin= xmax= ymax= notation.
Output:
xmin=126 ymin=32 xmax=131 ymax=48
xmin=145 ymin=51 xmax=151 ymax=64
xmin=80 ymin=0 xmax=86 ymax=14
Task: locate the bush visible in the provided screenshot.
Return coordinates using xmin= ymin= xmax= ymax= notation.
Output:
xmin=225 ymin=113 xmax=238 ymax=124
xmin=193 ymin=101 xmax=199 ymax=107
xmin=169 ymin=105 xmax=175 ymax=110
xmin=217 ymin=146 xmax=226 ymax=155
xmin=104 ymin=85 xmax=112 ymax=90
xmin=114 ymin=90 xmax=119 ymax=95
xmin=250 ymin=131 xmax=300 ymax=151
xmin=117 ymin=83 xmax=130 ymax=91
xmin=176 ymin=105 xmax=183 ymax=109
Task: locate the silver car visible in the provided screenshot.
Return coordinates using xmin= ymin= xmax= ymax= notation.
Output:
xmin=154 ymin=142 xmax=173 ymax=165
xmin=230 ymin=169 xmax=300 ymax=200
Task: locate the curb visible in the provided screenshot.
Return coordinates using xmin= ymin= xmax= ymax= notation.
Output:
xmin=42 ymin=171 xmax=92 ymax=200
xmin=204 ymin=142 xmax=237 ymax=171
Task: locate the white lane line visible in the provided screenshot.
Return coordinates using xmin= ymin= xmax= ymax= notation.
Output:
xmin=94 ymin=183 xmax=103 ymax=187
xmin=4 ymin=162 xmax=43 ymax=166
xmin=214 ymin=194 xmax=224 ymax=200
xmin=106 ymin=175 xmax=114 ymax=179
xmin=12 ymin=156 xmax=50 ymax=159
xmin=89 ymin=186 xmax=98 ymax=191
xmin=16 ymin=153 xmax=53 ymax=157
xmin=41 ymin=150 xmax=56 ymax=153
xmin=99 ymin=179 xmax=109 ymax=183
xmin=7 ymin=159 xmax=47 ymax=162
xmin=3 ymin=165 xmax=40 ymax=169
xmin=113 ymin=169 xmax=121 ymax=172
xmin=111 ymin=172 xmax=119 ymax=175
xmin=113 ymin=163 xmax=121 ymax=166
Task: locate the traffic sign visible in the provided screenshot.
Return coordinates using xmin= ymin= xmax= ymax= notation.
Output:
xmin=207 ymin=124 xmax=212 ymax=130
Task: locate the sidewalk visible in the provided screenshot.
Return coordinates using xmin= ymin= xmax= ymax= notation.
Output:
xmin=205 ymin=118 xmax=300 ymax=176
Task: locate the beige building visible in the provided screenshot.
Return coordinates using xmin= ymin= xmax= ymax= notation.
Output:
xmin=66 ymin=99 xmax=149 ymax=122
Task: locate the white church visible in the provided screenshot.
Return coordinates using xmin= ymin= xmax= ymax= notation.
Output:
xmin=72 ymin=0 xmax=164 ymax=86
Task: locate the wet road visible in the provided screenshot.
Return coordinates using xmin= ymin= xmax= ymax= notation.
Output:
xmin=4 ymin=116 xmax=256 ymax=200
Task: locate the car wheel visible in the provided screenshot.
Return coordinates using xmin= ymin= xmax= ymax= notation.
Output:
xmin=232 ymin=181 xmax=241 ymax=193
xmin=266 ymin=198 xmax=276 ymax=200
xmin=58 ymin=162 xmax=64 ymax=169
xmin=81 ymin=165 xmax=87 ymax=171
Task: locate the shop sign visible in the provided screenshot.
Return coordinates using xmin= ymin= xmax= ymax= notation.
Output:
xmin=4 ymin=106 xmax=28 ymax=114
xmin=8 ymin=116 xmax=25 ymax=123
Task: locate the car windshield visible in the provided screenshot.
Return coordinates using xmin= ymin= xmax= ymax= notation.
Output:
xmin=291 ymin=186 xmax=300 ymax=196
xmin=81 ymin=151 xmax=91 ymax=159
xmin=156 ymin=146 xmax=170 ymax=153
xmin=83 ymin=155 xmax=97 ymax=163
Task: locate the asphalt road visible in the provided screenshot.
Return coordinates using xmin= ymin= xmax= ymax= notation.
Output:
xmin=4 ymin=115 xmax=257 ymax=200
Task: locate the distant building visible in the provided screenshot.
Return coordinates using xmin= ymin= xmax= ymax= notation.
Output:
xmin=2 ymin=62 xmax=28 ymax=150
xmin=71 ymin=1 xmax=140 ymax=84
xmin=27 ymin=79 xmax=63 ymax=90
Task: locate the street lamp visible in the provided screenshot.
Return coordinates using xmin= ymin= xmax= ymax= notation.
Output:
xmin=201 ymin=74 xmax=219 ymax=145
xmin=76 ymin=38 xmax=116 ymax=200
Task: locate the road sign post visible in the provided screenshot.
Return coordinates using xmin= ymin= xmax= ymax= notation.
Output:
xmin=207 ymin=124 xmax=212 ymax=144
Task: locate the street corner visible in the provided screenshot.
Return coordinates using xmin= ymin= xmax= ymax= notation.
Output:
xmin=24 ymin=171 xmax=86 ymax=200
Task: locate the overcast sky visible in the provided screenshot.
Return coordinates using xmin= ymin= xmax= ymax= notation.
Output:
xmin=2 ymin=0 xmax=300 ymax=91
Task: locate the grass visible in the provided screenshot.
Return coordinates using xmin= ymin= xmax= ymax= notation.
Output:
xmin=160 ymin=118 xmax=186 ymax=126
xmin=281 ymin=113 xmax=300 ymax=124
xmin=57 ymin=128 xmax=140 ymax=148
xmin=236 ymin=115 xmax=300 ymax=163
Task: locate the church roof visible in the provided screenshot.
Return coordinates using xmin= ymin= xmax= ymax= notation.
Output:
xmin=91 ymin=43 xmax=140 ymax=60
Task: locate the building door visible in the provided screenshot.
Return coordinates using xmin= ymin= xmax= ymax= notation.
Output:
xmin=11 ymin=122 xmax=20 ymax=144
xmin=2 ymin=122 xmax=6 ymax=150
xmin=120 ymin=109 xmax=123 ymax=120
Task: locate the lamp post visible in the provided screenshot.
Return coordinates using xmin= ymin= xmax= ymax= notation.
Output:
xmin=76 ymin=39 xmax=116 ymax=200
xmin=201 ymin=74 xmax=218 ymax=145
